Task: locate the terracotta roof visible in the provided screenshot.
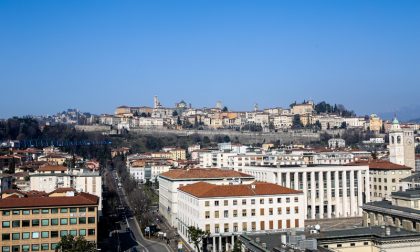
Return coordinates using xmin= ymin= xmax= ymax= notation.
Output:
xmin=346 ymin=160 xmax=411 ymax=170
xmin=49 ymin=188 xmax=76 ymax=194
xmin=37 ymin=165 xmax=67 ymax=172
xmin=0 ymin=192 xmax=98 ymax=209
xmin=159 ymin=168 xmax=254 ymax=180
xmin=179 ymin=181 xmax=302 ymax=198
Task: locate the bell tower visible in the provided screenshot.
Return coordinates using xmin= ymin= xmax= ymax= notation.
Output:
xmin=389 ymin=117 xmax=405 ymax=166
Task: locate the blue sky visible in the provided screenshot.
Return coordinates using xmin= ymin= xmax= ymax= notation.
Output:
xmin=1 ymin=0 xmax=419 ymax=118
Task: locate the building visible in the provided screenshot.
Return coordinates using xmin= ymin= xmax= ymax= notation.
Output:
xmin=416 ymin=155 xmax=420 ymax=172
xmin=362 ymin=188 xmax=420 ymax=233
xmin=128 ymin=160 xmax=171 ymax=183
xmin=389 ymin=117 xmax=416 ymax=170
xmin=233 ymin=164 xmax=370 ymax=220
xmin=400 ymin=173 xmax=420 ymax=191
xmin=29 ymin=166 xmax=102 ymax=213
xmin=0 ymin=190 xmax=99 ymax=252
xmin=158 ymin=168 xmax=255 ymax=227
xmin=365 ymin=160 xmax=412 ymax=201
xmin=328 ymin=138 xmax=346 ymax=149
xmin=177 ymin=181 xmax=305 ymax=252
xmin=369 ymin=114 xmax=383 ymax=133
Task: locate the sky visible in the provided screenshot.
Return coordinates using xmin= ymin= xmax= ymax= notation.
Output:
xmin=0 ymin=0 xmax=419 ymax=119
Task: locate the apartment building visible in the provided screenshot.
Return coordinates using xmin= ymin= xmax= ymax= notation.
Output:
xmin=29 ymin=165 xmax=102 ymax=213
xmin=129 ymin=160 xmax=171 ymax=183
xmin=0 ymin=190 xmax=98 ymax=252
xmin=232 ymin=164 xmax=370 ymax=219
xmin=365 ymin=160 xmax=412 ymax=201
xmin=177 ymin=181 xmax=304 ymax=252
xmin=158 ymin=168 xmax=255 ymax=227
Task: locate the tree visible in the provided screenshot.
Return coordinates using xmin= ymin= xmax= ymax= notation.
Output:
xmin=314 ymin=120 xmax=322 ymax=130
xmin=187 ymin=226 xmax=209 ymax=252
xmin=172 ymin=110 xmax=178 ymax=117
xmin=222 ymin=106 xmax=228 ymax=112
xmin=340 ymin=122 xmax=347 ymax=129
xmin=56 ymin=235 xmax=96 ymax=252
xmin=232 ymin=239 xmax=241 ymax=252
xmin=292 ymin=115 xmax=303 ymax=129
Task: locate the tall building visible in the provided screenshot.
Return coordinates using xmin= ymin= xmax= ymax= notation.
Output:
xmin=0 ymin=190 xmax=99 ymax=252
xmin=177 ymin=181 xmax=305 ymax=252
xmin=389 ymin=117 xmax=415 ymax=170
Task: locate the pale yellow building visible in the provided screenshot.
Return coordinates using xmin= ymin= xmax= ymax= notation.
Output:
xmin=369 ymin=114 xmax=383 ymax=132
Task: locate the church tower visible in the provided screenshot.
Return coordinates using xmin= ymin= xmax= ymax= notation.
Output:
xmin=389 ymin=117 xmax=415 ymax=170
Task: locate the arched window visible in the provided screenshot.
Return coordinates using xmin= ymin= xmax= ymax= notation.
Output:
xmin=397 ymin=136 xmax=401 ymax=144
xmin=391 ymin=136 xmax=395 ymax=144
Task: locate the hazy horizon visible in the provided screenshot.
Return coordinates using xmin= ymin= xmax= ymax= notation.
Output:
xmin=1 ymin=1 xmax=419 ymax=119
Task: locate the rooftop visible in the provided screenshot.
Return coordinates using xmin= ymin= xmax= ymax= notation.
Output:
xmin=392 ymin=188 xmax=420 ymax=199
xmin=346 ymin=160 xmax=411 ymax=170
xmin=37 ymin=165 xmax=68 ymax=172
xmin=0 ymin=191 xmax=98 ymax=209
xmin=179 ymin=181 xmax=301 ymax=198
xmin=362 ymin=200 xmax=420 ymax=220
xmin=159 ymin=168 xmax=254 ymax=180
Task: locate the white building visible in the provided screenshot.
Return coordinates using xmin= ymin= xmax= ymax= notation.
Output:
xmin=177 ymin=181 xmax=305 ymax=252
xmin=29 ymin=165 xmax=102 ymax=213
xmin=232 ymin=164 xmax=370 ymax=220
xmin=129 ymin=162 xmax=171 ymax=183
xmin=328 ymin=138 xmax=346 ymax=149
xmin=158 ymin=168 xmax=255 ymax=227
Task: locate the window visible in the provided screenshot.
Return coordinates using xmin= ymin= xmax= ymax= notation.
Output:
xmin=242 ymin=199 xmax=247 ymax=205
xmin=60 ymin=218 xmax=68 ymax=225
xmin=31 ymin=245 xmax=39 ymax=251
xmin=233 ymin=200 xmax=237 ymax=206
xmin=251 ymin=199 xmax=255 ymax=205
xmin=205 ymin=224 xmax=210 ymax=232
xmin=60 ymin=208 xmax=68 ymax=213
xmin=260 ymin=208 xmax=265 ymax=216
xmin=41 ymin=244 xmax=49 ymax=251
xmin=269 ymin=208 xmax=273 ymax=215
xmin=51 ymin=244 xmax=59 ymax=250
xmin=41 ymin=232 xmax=49 ymax=238
xmin=286 ymin=207 xmax=290 ymax=214
xmin=79 ymin=207 xmax=86 ymax=212
xmin=12 ymin=220 xmax=20 ymax=228
xmin=215 ymin=224 xmax=219 ymax=233
xmin=350 ymin=243 xmax=355 ymax=247
xmin=224 ymin=210 xmax=229 ymax=218
xmin=12 ymin=210 xmax=20 ymax=215
xmin=286 ymin=197 xmax=290 ymax=203
xmin=70 ymin=218 xmax=78 ymax=225
xmin=251 ymin=222 xmax=256 ymax=231
xmin=2 ymin=233 xmax=10 ymax=241
xmin=70 ymin=208 xmax=77 ymax=213
xmin=60 ymin=230 xmax=68 ymax=237
xmin=260 ymin=199 xmax=264 ymax=204
xmin=233 ymin=210 xmax=238 ymax=217
xmin=251 ymin=209 xmax=256 ymax=216
xmin=214 ymin=201 xmax=219 ymax=206
xmin=224 ymin=223 xmax=229 ymax=232
xmin=205 ymin=211 xmax=210 ymax=219
xmin=337 ymin=244 xmax=342 ymax=248
xmin=22 ymin=232 xmax=30 ymax=239
xmin=224 ymin=200 xmax=228 ymax=206
xmin=32 ymin=232 xmax=39 ymax=239
xmin=294 ymin=197 xmax=299 ymax=202
xmin=215 ymin=211 xmax=219 ymax=218
xmin=70 ymin=230 xmax=77 ymax=236
xmin=363 ymin=242 xmax=369 ymax=245
xmin=51 ymin=219 xmax=59 ymax=226
xmin=41 ymin=209 xmax=49 ymax=214
xmin=79 ymin=229 xmax=86 ymax=236
xmin=22 ymin=220 xmax=30 ymax=227
xmin=2 ymin=210 xmax=10 ymax=216
xmin=242 ymin=209 xmax=247 ymax=217
xmin=269 ymin=198 xmax=273 ymax=204
xmin=278 ymin=207 xmax=282 ymax=214
xmin=205 ymin=201 xmax=210 ymax=207
xmin=88 ymin=207 xmax=95 ymax=212
xmin=22 ymin=210 xmax=30 ymax=215
xmin=295 ymin=219 xmax=299 ymax=228
xmin=88 ymin=229 xmax=95 ymax=236
xmin=88 ymin=217 xmax=95 ymax=224
xmin=22 ymin=245 xmax=30 ymax=252
xmin=51 ymin=231 xmax=58 ymax=238
xmin=12 ymin=233 xmax=20 ymax=240
xmin=2 ymin=246 xmax=10 ymax=252
xmin=2 ymin=221 xmax=10 ymax=228
xmin=277 ymin=198 xmax=281 ymax=203
xmin=41 ymin=219 xmax=49 ymax=226
xmin=32 ymin=219 xmax=39 ymax=227
xmin=294 ymin=207 xmax=299 ymax=214
xmin=242 ymin=222 xmax=248 ymax=231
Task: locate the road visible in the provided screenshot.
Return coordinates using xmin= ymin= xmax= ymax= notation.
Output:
xmin=112 ymin=171 xmax=172 ymax=252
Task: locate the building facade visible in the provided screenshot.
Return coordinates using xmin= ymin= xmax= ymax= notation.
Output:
xmin=177 ymin=181 xmax=305 ymax=252
xmin=389 ymin=118 xmax=416 ymax=170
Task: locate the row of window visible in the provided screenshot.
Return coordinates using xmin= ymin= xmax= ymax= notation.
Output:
xmin=204 ymin=207 xmax=299 ymax=218
xmin=3 ymin=244 xmax=59 ymax=252
xmin=370 ymin=178 xmax=397 ymax=183
xmin=202 ymin=219 xmax=300 ymax=233
xmin=2 ymin=217 xmax=95 ymax=228
xmin=1 ymin=228 xmax=95 ymax=241
xmin=2 ymin=207 xmax=95 ymax=216
xmin=204 ymin=197 xmax=299 ymax=207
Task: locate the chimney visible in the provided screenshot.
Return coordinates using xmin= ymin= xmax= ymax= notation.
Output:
xmin=385 ymin=227 xmax=391 ymax=236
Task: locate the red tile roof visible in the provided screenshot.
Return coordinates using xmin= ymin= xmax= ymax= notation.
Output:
xmin=0 ymin=192 xmax=98 ymax=209
xmin=179 ymin=181 xmax=302 ymax=198
xmin=37 ymin=165 xmax=67 ymax=172
xmin=160 ymin=168 xmax=254 ymax=180
xmin=346 ymin=160 xmax=411 ymax=170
